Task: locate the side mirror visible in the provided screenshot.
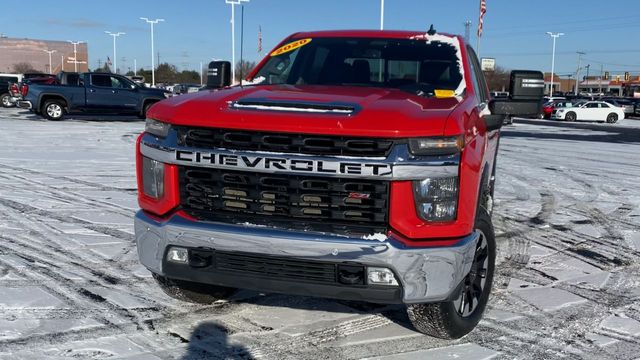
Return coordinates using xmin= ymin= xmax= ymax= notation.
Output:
xmin=490 ymin=70 xmax=545 ymax=117
xmin=206 ymin=61 xmax=232 ymax=89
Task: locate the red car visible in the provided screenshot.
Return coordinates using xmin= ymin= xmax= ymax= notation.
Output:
xmin=542 ymin=100 xmax=574 ymax=119
xmin=134 ymin=29 xmax=542 ymax=339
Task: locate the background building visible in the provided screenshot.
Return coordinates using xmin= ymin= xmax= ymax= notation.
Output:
xmin=0 ymin=37 xmax=89 ymax=74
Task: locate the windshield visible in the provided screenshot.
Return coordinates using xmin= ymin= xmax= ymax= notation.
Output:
xmin=251 ymin=37 xmax=464 ymax=97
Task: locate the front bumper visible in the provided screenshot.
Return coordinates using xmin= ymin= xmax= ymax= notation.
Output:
xmin=135 ymin=211 xmax=479 ymax=304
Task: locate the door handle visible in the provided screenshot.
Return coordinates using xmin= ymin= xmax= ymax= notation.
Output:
xmin=111 ymin=90 xmax=117 ymax=94
xmin=89 ymin=89 xmax=96 ymax=93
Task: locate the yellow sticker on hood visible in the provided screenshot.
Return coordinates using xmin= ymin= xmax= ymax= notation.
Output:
xmin=434 ymin=89 xmax=456 ymax=98
xmin=270 ymin=38 xmax=312 ymax=57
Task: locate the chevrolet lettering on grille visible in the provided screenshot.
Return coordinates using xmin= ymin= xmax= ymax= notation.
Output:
xmin=174 ymin=150 xmax=393 ymax=177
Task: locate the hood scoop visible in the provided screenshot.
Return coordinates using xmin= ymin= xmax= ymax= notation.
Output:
xmin=229 ymin=98 xmax=359 ymax=115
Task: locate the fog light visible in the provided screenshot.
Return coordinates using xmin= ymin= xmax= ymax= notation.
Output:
xmin=367 ymin=267 xmax=399 ymax=286
xmin=142 ymin=156 xmax=165 ymax=199
xmin=167 ymin=247 xmax=189 ymax=263
xmin=413 ymin=176 xmax=458 ymax=222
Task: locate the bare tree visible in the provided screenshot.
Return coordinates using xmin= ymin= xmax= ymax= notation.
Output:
xmin=12 ymin=62 xmax=41 ymax=74
xmin=483 ymin=66 xmax=510 ymax=92
xmin=235 ymin=60 xmax=257 ymax=82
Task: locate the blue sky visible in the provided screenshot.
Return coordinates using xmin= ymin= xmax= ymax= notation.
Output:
xmin=3 ymin=0 xmax=640 ymax=76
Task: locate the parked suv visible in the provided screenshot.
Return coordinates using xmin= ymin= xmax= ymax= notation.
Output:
xmin=134 ymin=29 xmax=543 ymax=339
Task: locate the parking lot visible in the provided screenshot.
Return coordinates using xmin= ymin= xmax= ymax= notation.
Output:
xmin=0 ymin=108 xmax=639 ymax=359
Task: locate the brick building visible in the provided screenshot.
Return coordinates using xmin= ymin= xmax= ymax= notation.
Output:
xmin=0 ymin=37 xmax=89 ymax=74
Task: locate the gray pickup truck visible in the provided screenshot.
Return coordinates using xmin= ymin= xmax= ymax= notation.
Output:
xmin=18 ymin=72 xmax=169 ymax=120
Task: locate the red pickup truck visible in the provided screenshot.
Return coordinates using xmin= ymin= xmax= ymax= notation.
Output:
xmin=134 ymin=29 xmax=543 ymax=339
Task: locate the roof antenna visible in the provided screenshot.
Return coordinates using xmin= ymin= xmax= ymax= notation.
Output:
xmin=427 ymin=24 xmax=437 ymax=36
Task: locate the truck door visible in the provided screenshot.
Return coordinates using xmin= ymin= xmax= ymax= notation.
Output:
xmin=86 ymin=74 xmax=119 ymax=111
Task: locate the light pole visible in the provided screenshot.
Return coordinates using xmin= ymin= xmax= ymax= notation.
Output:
xmin=140 ymin=17 xmax=165 ymax=86
xmin=42 ymin=49 xmax=57 ymax=73
xmin=225 ymin=0 xmax=249 ymax=84
xmin=105 ymin=31 xmax=125 ymax=74
xmin=67 ymin=40 xmax=84 ymax=72
xmin=575 ymin=51 xmax=585 ymax=95
xmin=546 ymin=32 xmax=564 ymax=96
xmin=380 ymin=0 xmax=385 ymax=30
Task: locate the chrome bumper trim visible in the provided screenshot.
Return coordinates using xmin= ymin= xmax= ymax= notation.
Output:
xmin=135 ymin=211 xmax=478 ymax=303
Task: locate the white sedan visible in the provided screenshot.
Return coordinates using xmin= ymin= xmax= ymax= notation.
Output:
xmin=551 ymin=101 xmax=625 ymax=123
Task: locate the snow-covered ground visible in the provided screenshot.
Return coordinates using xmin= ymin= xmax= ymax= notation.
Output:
xmin=0 ymin=108 xmax=639 ymax=359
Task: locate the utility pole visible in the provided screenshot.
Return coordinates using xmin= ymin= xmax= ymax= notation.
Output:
xmin=200 ymin=61 xmax=203 ymax=85
xmin=585 ymin=64 xmax=591 ymax=93
xmin=140 ymin=17 xmax=165 ymax=86
xmin=599 ymin=63 xmax=603 ymax=94
xmin=225 ymin=0 xmax=250 ymax=84
xmin=575 ymin=51 xmax=585 ymax=95
xmin=61 ymin=55 xmax=64 ymax=71
xmin=546 ymin=32 xmax=564 ymax=96
xmin=97 ymin=58 xmax=102 ymax=68
xmin=464 ymin=21 xmax=472 ymax=43
xmin=105 ymin=31 xmax=125 ymax=74
xmin=134 ymin=59 xmax=137 ymax=76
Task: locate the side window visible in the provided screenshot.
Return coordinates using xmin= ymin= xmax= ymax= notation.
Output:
xmin=586 ymin=103 xmax=598 ymax=108
xmin=91 ymin=74 xmax=112 ymax=87
xmin=110 ymin=76 xmax=129 ymax=89
xmin=466 ymin=46 xmax=489 ymax=102
xmin=599 ymin=103 xmax=610 ymax=108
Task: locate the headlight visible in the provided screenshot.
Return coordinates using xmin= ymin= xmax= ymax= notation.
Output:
xmin=142 ymin=156 xmax=165 ymax=199
xmin=413 ymin=176 xmax=459 ymax=222
xmin=408 ymin=136 xmax=464 ymax=156
xmin=163 ymin=92 xmax=171 ymax=99
xmin=145 ymin=118 xmax=171 ymax=137
xmin=556 ymin=109 xmax=565 ymax=113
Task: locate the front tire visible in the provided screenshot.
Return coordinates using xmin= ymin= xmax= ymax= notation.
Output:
xmin=606 ymin=113 xmax=618 ymax=123
xmin=565 ymin=111 xmax=577 ymax=122
xmin=407 ymin=210 xmax=495 ymax=339
xmin=139 ymin=102 xmax=155 ymax=119
xmin=42 ymin=100 xmax=65 ymax=120
xmin=152 ymin=273 xmax=237 ymax=304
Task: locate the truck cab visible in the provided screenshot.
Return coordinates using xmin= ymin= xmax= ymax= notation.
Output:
xmin=134 ymin=29 xmax=543 ymax=339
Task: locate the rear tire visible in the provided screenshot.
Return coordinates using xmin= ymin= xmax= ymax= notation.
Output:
xmin=42 ymin=100 xmax=65 ymax=121
xmin=152 ymin=273 xmax=237 ymax=304
xmin=606 ymin=113 xmax=618 ymax=124
xmin=565 ymin=111 xmax=577 ymax=122
xmin=407 ymin=210 xmax=495 ymax=339
xmin=1 ymin=93 xmax=12 ymax=108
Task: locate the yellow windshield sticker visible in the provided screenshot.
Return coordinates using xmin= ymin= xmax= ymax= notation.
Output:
xmin=434 ymin=89 xmax=456 ymax=98
xmin=270 ymin=38 xmax=312 ymax=57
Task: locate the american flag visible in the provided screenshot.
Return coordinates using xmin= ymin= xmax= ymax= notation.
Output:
xmin=477 ymin=0 xmax=486 ymax=37
xmin=258 ymin=26 xmax=263 ymax=53
xmin=107 ymin=56 xmax=112 ymax=66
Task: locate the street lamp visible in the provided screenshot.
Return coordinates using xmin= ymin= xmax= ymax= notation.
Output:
xmin=42 ymin=49 xmax=57 ymax=73
xmin=546 ymin=32 xmax=564 ymax=96
xmin=225 ymin=0 xmax=249 ymax=83
xmin=105 ymin=31 xmax=125 ymax=74
xmin=67 ymin=40 xmax=84 ymax=72
xmin=140 ymin=17 xmax=165 ymax=86
xmin=380 ymin=0 xmax=385 ymax=30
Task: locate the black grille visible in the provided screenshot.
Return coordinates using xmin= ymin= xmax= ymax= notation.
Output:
xmin=179 ymin=167 xmax=389 ymax=236
xmin=175 ymin=127 xmax=394 ymax=157
xmin=215 ymin=251 xmax=337 ymax=284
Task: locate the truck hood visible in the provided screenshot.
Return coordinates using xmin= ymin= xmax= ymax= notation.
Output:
xmin=148 ymin=85 xmax=461 ymax=138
